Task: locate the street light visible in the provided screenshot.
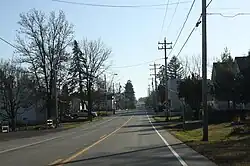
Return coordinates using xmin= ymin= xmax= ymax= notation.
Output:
xmin=110 ymin=73 xmax=118 ymax=114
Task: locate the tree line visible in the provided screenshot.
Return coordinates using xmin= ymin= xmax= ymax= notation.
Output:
xmin=146 ymin=47 xmax=250 ymax=120
xmin=0 ymin=9 xmax=136 ymax=130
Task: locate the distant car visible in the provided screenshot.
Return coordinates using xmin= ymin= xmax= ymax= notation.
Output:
xmin=91 ymin=111 xmax=98 ymax=117
xmin=79 ymin=109 xmax=98 ymax=117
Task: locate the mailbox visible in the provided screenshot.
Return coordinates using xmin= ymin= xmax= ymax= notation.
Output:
xmin=1 ymin=121 xmax=9 ymax=133
xmin=46 ymin=119 xmax=54 ymax=128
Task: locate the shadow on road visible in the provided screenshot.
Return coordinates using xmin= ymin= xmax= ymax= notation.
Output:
xmin=118 ymin=110 xmax=154 ymax=117
xmin=51 ymin=142 xmax=193 ymax=166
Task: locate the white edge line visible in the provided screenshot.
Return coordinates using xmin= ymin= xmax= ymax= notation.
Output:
xmin=0 ymin=116 xmax=117 ymax=154
xmin=146 ymin=112 xmax=188 ymax=166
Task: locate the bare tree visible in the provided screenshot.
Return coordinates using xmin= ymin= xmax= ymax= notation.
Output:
xmin=0 ymin=60 xmax=34 ymax=131
xmin=81 ymin=38 xmax=111 ymax=79
xmin=15 ymin=9 xmax=74 ymax=119
xmin=189 ymin=54 xmax=201 ymax=77
xmin=180 ymin=56 xmax=190 ymax=78
xmin=81 ymin=38 xmax=111 ymax=121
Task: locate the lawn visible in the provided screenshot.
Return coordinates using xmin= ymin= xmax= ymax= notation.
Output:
xmin=62 ymin=117 xmax=103 ymax=129
xmin=153 ymin=116 xmax=181 ymax=122
xmin=0 ymin=117 xmax=103 ymax=142
xmin=98 ymin=111 xmax=113 ymax=117
xmin=153 ymin=116 xmax=250 ymax=166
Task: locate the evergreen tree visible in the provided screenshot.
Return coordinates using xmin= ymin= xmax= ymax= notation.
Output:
xmin=167 ymin=56 xmax=184 ymax=79
xmin=124 ymin=80 xmax=136 ymax=109
xmin=213 ymin=47 xmax=236 ymax=108
xmin=221 ymin=47 xmax=233 ymax=63
xmin=68 ymin=40 xmax=87 ymax=107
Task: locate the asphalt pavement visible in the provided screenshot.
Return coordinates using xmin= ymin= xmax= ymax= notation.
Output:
xmin=0 ymin=109 xmax=217 ymax=166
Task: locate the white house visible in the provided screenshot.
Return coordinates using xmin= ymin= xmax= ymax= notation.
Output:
xmin=168 ymin=78 xmax=182 ymax=112
xmin=136 ymin=101 xmax=145 ymax=109
xmin=0 ymin=100 xmax=46 ymax=125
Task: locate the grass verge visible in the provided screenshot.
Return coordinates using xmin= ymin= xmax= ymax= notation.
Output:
xmin=153 ymin=116 xmax=250 ymax=166
xmin=153 ymin=116 xmax=181 ymax=122
xmin=0 ymin=117 xmax=103 ymax=142
xmin=62 ymin=117 xmax=103 ymax=129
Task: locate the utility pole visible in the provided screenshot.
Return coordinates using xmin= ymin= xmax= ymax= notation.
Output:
xmin=150 ymin=63 xmax=161 ymax=111
xmin=86 ymin=67 xmax=93 ymax=122
xmin=148 ymin=78 xmax=154 ymax=109
xmin=158 ymin=37 xmax=172 ymax=108
xmin=148 ymin=84 xmax=151 ymax=96
xmin=104 ymin=74 xmax=108 ymax=114
xmin=202 ymin=0 xmax=208 ymax=141
xmin=53 ymin=68 xmax=58 ymax=128
xmin=151 ymin=77 xmax=155 ymax=109
xmin=154 ymin=63 xmax=158 ymax=98
xmin=118 ymin=82 xmax=121 ymax=110
xmin=113 ymin=82 xmax=115 ymax=115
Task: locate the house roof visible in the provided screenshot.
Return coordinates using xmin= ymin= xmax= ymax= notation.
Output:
xmin=235 ymin=56 xmax=250 ymax=73
xmin=211 ymin=61 xmax=236 ymax=81
xmin=212 ymin=62 xmax=233 ymax=70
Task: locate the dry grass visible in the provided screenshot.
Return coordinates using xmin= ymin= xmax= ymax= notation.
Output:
xmin=153 ymin=116 xmax=181 ymax=122
xmin=62 ymin=117 xmax=103 ymax=129
xmin=169 ymin=123 xmax=250 ymax=166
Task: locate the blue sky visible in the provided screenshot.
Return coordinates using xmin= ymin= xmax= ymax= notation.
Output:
xmin=1 ymin=0 xmax=250 ymax=99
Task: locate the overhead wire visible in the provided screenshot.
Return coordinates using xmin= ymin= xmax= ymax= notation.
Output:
xmin=206 ymin=0 xmax=213 ymax=8
xmin=168 ymin=0 xmax=196 ymax=57
xmin=52 ymin=0 xmax=192 ymax=8
xmin=170 ymin=0 xmax=213 ymax=58
xmin=0 ymin=36 xmax=19 ymax=61
xmin=0 ymin=36 xmax=17 ymax=49
xmin=166 ymin=0 xmax=181 ymax=35
xmin=160 ymin=0 xmax=171 ymax=37
xmin=175 ymin=26 xmax=196 ymax=57
xmin=111 ymin=58 xmax=164 ymax=69
xmin=0 ymin=35 xmax=163 ymax=69
xmin=207 ymin=12 xmax=250 ymax=18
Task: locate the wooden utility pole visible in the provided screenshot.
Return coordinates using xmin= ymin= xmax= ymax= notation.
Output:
xmin=113 ymin=82 xmax=115 ymax=115
xmin=86 ymin=67 xmax=93 ymax=122
xmin=104 ymin=74 xmax=108 ymax=114
xmin=158 ymin=38 xmax=172 ymax=106
xmin=150 ymin=63 xmax=161 ymax=111
xmin=53 ymin=68 xmax=58 ymax=127
xmin=150 ymin=77 xmax=155 ymax=109
xmin=148 ymin=84 xmax=151 ymax=97
xmin=148 ymin=78 xmax=154 ymax=109
xmin=202 ymin=0 xmax=208 ymax=141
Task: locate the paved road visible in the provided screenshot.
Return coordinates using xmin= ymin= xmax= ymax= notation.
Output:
xmin=0 ymin=110 xmax=216 ymax=166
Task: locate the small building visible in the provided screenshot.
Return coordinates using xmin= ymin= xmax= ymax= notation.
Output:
xmin=168 ymin=78 xmax=182 ymax=112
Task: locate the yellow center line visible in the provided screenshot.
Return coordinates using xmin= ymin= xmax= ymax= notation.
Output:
xmin=100 ymin=134 xmax=107 ymax=139
xmin=58 ymin=116 xmax=133 ymax=166
xmin=48 ymin=159 xmax=63 ymax=166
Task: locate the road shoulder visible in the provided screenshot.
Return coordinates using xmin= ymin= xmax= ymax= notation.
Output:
xmin=0 ymin=116 xmax=116 ymax=153
xmin=149 ymin=116 xmax=217 ymax=166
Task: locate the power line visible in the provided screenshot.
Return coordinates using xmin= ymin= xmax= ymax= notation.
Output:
xmin=169 ymin=0 xmax=213 ymax=58
xmin=207 ymin=12 xmax=250 ymax=18
xmin=176 ymin=27 xmax=196 ymax=57
xmin=52 ymin=0 xmax=191 ymax=8
xmin=207 ymin=0 xmax=213 ymax=8
xmin=175 ymin=14 xmax=202 ymax=57
xmin=166 ymin=0 xmax=181 ymax=35
xmin=0 ymin=36 xmax=17 ymax=49
xmin=111 ymin=58 xmax=164 ymax=69
xmin=0 ymin=35 xmax=162 ymax=69
xmin=160 ymin=0 xmax=171 ymax=36
xmin=168 ymin=0 xmax=196 ymax=57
